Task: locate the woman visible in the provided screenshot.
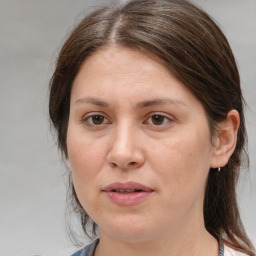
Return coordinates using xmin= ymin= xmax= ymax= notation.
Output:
xmin=49 ymin=0 xmax=255 ymax=255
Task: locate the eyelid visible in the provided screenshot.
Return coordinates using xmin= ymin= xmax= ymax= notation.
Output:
xmin=81 ymin=112 xmax=111 ymax=126
xmin=80 ymin=111 xmax=174 ymax=127
xmin=144 ymin=112 xmax=174 ymax=125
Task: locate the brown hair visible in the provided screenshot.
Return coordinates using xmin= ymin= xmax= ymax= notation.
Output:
xmin=49 ymin=0 xmax=255 ymax=254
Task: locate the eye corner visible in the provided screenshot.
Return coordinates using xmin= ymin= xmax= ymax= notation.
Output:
xmin=81 ymin=113 xmax=111 ymax=128
xmin=144 ymin=112 xmax=174 ymax=127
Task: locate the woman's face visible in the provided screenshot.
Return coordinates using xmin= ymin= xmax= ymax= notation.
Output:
xmin=67 ymin=46 xmax=217 ymax=242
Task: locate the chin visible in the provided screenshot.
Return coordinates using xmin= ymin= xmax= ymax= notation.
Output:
xmin=98 ymin=216 xmax=159 ymax=243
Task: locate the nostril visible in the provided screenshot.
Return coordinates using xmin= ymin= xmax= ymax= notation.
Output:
xmin=110 ymin=162 xmax=117 ymax=168
xmin=109 ymin=161 xmax=137 ymax=169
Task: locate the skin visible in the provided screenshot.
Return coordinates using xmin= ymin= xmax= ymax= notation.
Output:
xmin=67 ymin=46 xmax=239 ymax=256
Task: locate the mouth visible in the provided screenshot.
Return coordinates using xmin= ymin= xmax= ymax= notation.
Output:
xmin=103 ymin=181 xmax=153 ymax=193
xmin=110 ymin=189 xmax=144 ymax=193
xmin=102 ymin=182 xmax=154 ymax=206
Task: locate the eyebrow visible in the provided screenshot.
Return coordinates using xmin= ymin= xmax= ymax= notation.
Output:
xmin=75 ymin=97 xmax=186 ymax=108
xmin=137 ymin=98 xmax=186 ymax=108
xmin=75 ymin=97 xmax=109 ymax=107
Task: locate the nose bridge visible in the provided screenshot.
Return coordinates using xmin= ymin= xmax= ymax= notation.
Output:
xmin=107 ymin=119 xmax=143 ymax=169
xmin=114 ymin=120 xmax=134 ymax=151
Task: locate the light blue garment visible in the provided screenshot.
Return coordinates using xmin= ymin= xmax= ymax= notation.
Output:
xmin=71 ymin=239 xmax=99 ymax=256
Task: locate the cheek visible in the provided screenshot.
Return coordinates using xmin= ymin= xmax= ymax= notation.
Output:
xmin=66 ymin=127 xmax=108 ymax=204
xmin=67 ymin=127 xmax=104 ymax=173
xmin=149 ymin=130 xmax=212 ymax=200
xmin=66 ymin=128 xmax=106 ymax=214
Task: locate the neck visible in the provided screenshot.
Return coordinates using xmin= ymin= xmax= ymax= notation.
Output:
xmin=95 ymin=220 xmax=219 ymax=256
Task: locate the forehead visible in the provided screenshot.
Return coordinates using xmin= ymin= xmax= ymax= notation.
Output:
xmin=71 ymin=46 xmax=201 ymax=110
xmin=76 ymin=46 xmax=167 ymax=79
xmin=72 ymin=46 xmax=183 ymax=92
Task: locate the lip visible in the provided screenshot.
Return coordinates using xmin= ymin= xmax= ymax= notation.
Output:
xmin=102 ymin=182 xmax=154 ymax=206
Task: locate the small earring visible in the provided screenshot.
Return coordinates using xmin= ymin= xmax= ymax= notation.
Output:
xmin=218 ymin=167 xmax=221 ymax=172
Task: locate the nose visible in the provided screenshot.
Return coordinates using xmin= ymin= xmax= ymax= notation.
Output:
xmin=107 ymin=123 xmax=145 ymax=170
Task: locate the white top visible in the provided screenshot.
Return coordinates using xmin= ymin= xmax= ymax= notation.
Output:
xmin=18 ymin=244 xmax=252 ymax=256
xmin=225 ymin=245 xmax=248 ymax=256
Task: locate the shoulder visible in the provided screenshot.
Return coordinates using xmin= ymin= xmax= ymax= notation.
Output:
xmin=224 ymin=245 xmax=249 ymax=256
xmin=71 ymin=239 xmax=99 ymax=256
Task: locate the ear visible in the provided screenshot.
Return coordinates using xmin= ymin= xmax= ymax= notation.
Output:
xmin=210 ymin=109 xmax=240 ymax=169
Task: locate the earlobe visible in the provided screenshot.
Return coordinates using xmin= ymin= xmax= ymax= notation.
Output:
xmin=210 ymin=109 xmax=240 ymax=169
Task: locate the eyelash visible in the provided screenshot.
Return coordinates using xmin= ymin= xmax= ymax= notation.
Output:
xmin=81 ymin=113 xmax=173 ymax=127
xmin=81 ymin=113 xmax=111 ymax=127
xmin=144 ymin=113 xmax=173 ymax=126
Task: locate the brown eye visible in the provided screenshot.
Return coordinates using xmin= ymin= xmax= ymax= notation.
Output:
xmin=84 ymin=114 xmax=109 ymax=126
xmin=91 ymin=115 xmax=105 ymax=125
xmin=148 ymin=114 xmax=171 ymax=126
xmin=152 ymin=115 xmax=165 ymax=125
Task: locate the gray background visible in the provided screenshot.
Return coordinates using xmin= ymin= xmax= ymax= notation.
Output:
xmin=0 ymin=0 xmax=255 ymax=255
